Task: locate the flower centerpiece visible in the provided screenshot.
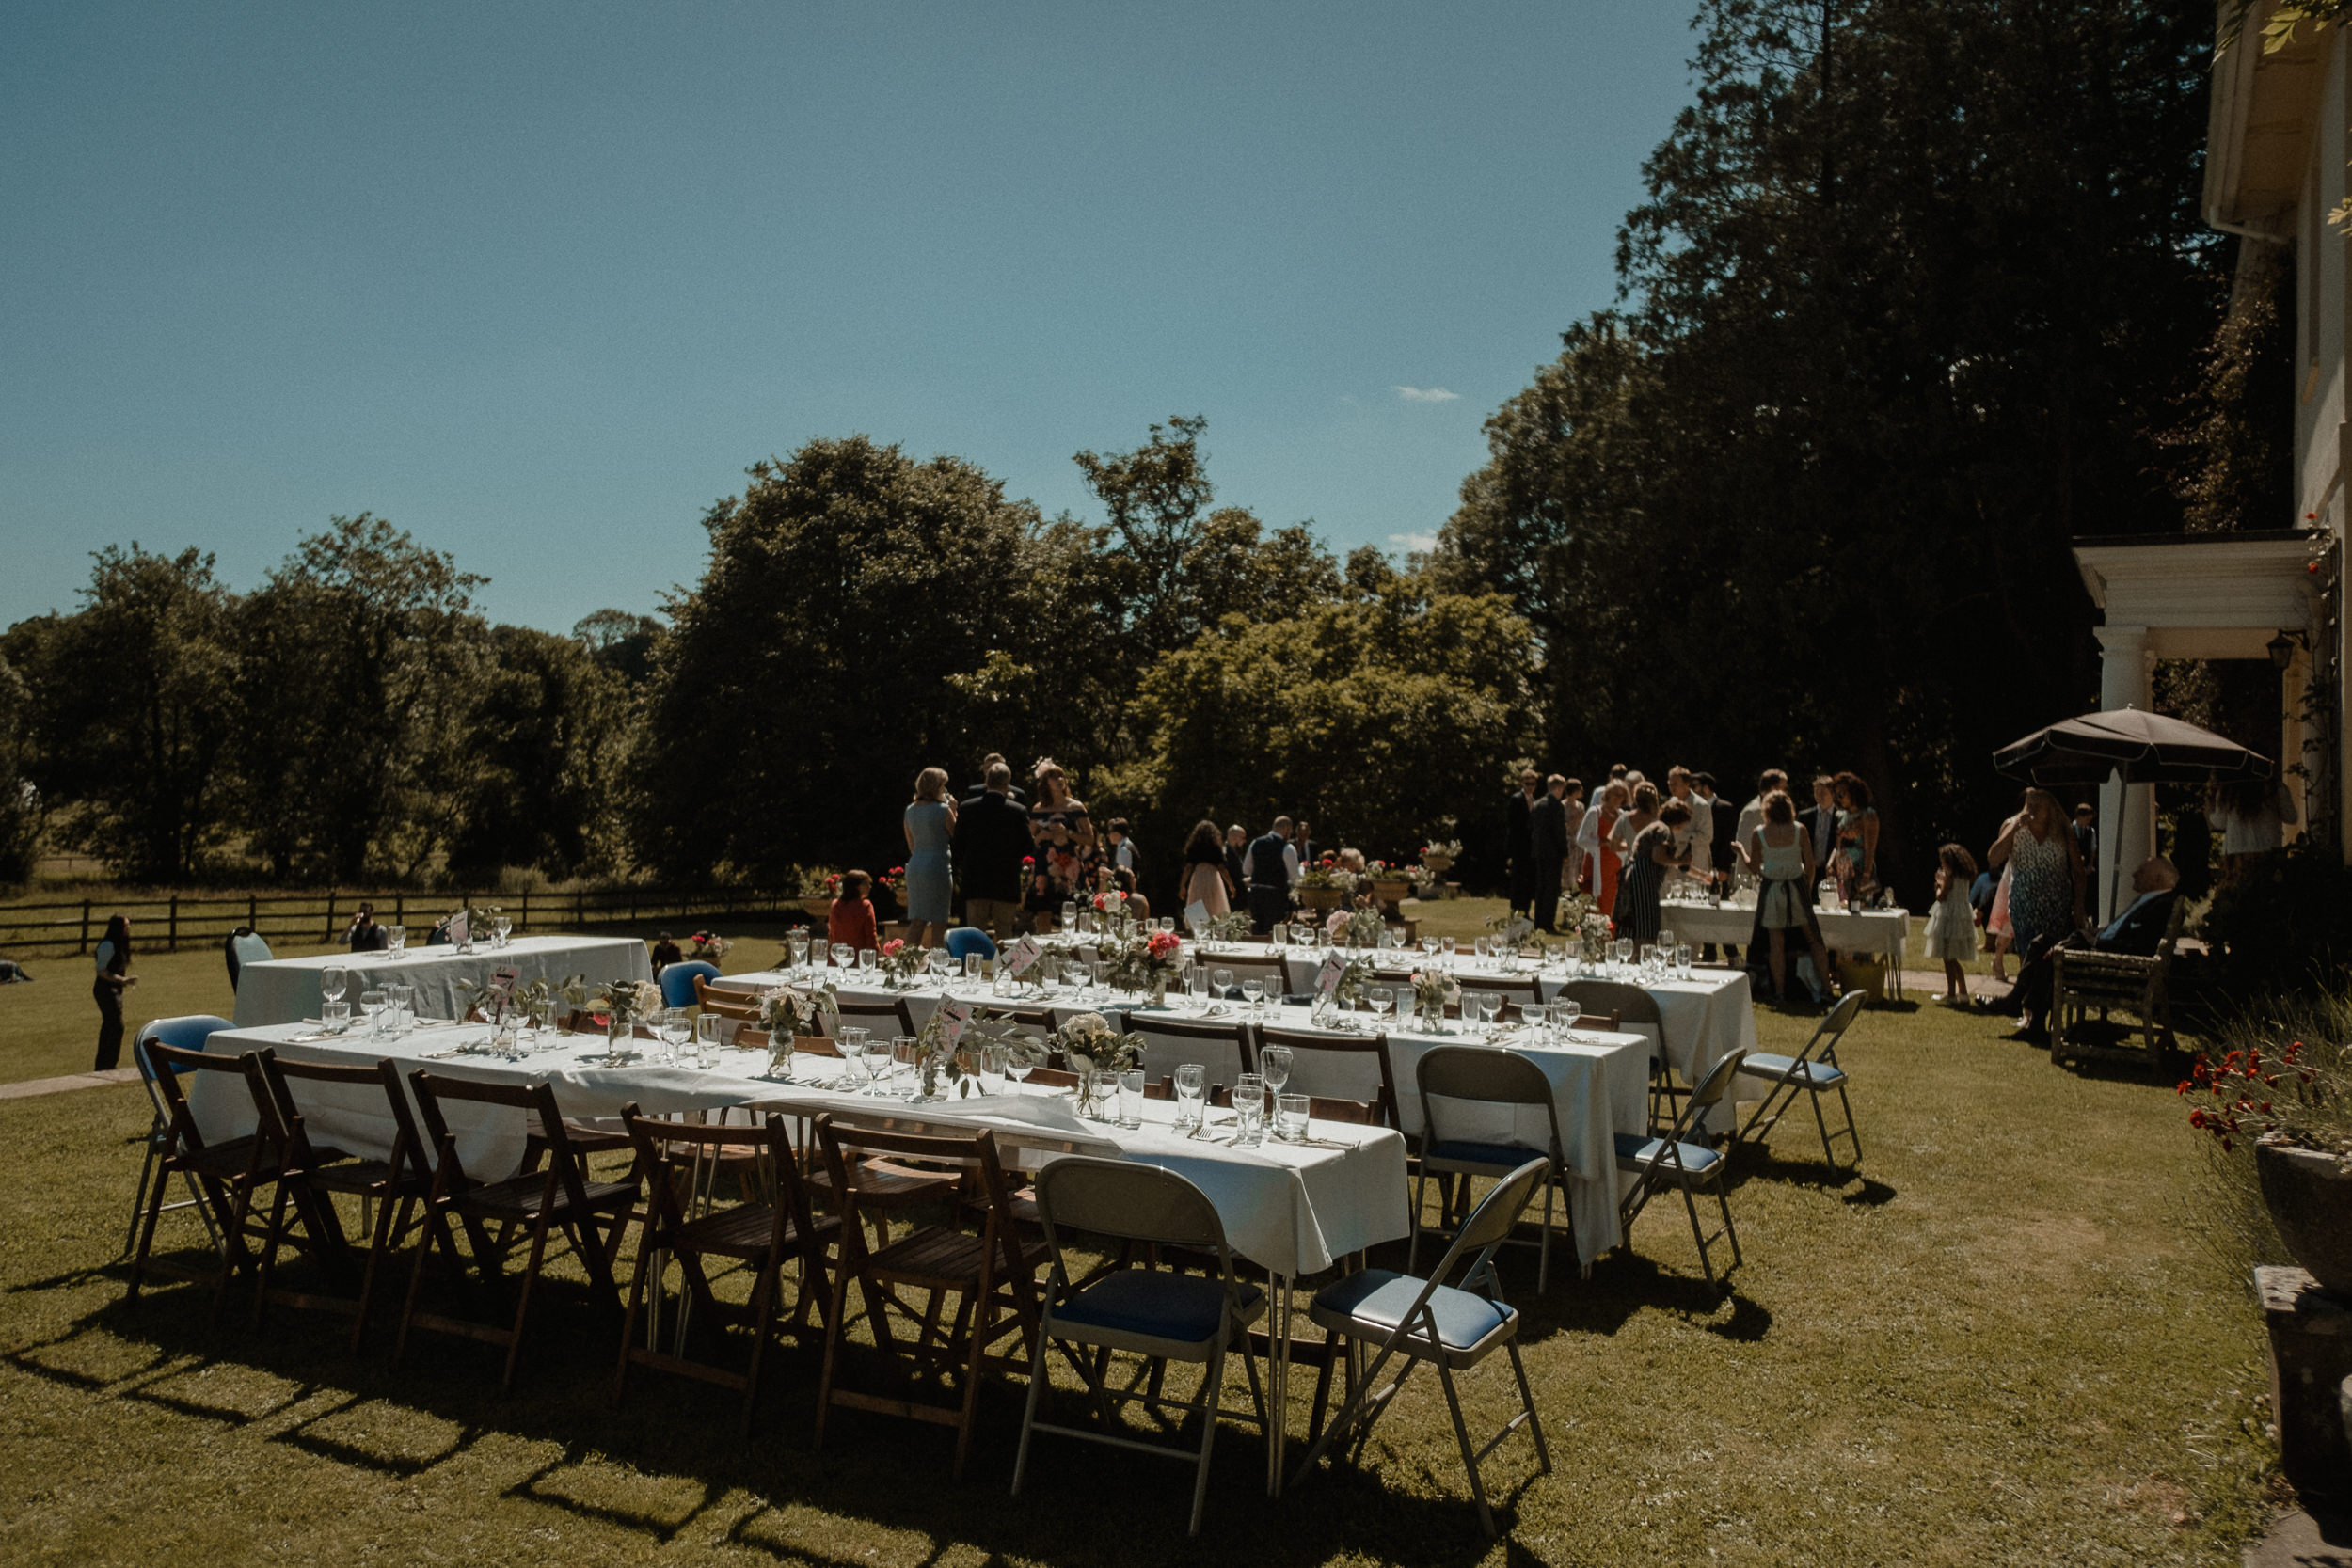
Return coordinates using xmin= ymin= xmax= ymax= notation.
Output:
xmin=1328 ymin=899 xmax=1386 ymax=950
xmin=1202 ymin=911 xmax=1253 ymax=942
xmin=1407 ymin=968 xmax=1456 ymax=1031
xmin=444 ymin=901 xmax=503 ymax=954
xmin=1578 ymin=911 xmax=1613 ymax=968
xmin=756 ymin=981 xmax=838 ymax=1074
xmin=596 ymin=978 xmax=661 ymax=1047
xmin=1296 ymin=856 xmax=1356 ymax=911
xmin=1104 ymin=928 xmax=1186 ymax=1004
xmin=876 ymin=936 xmax=926 ymax=989
xmin=687 ymin=930 xmax=732 ymax=964
xmin=1486 ymin=910 xmax=1536 ymax=955
xmin=1052 ymin=1011 xmax=1144 ymax=1117
xmin=911 ymin=1006 xmax=1032 ymax=1101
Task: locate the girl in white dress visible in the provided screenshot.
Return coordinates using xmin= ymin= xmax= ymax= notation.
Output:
xmin=1923 ymin=843 xmax=1980 ymax=1004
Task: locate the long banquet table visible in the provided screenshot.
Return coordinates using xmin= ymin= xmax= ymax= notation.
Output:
xmin=232 ymin=935 xmax=655 ymax=1029
xmin=186 ymin=1013 xmax=1409 ymax=1494
xmin=1658 ymin=898 xmax=1913 ymax=996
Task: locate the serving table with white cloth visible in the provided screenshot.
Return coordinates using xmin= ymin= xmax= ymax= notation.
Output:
xmin=1659 ymin=898 xmax=1912 ymax=996
xmin=231 ymin=935 xmax=654 ymax=1029
xmin=186 ymin=1014 xmax=1407 ymax=1494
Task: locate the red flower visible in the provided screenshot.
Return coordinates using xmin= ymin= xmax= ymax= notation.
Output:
xmin=882 ymin=939 xmax=903 ymax=958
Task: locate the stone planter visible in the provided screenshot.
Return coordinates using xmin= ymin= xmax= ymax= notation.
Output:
xmin=1297 ymin=886 xmax=1345 ymax=911
xmin=2259 ymin=1140 xmax=2352 ymax=1298
xmin=800 ymin=897 xmax=834 ymax=921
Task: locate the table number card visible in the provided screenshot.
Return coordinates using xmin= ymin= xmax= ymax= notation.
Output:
xmin=1316 ymin=953 xmax=1345 ymax=1002
xmin=1184 ymin=899 xmax=1211 ymax=937
xmin=448 ymin=910 xmax=469 ymax=946
xmin=490 ymin=966 xmax=519 ymax=1006
xmin=938 ymin=1000 xmax=972 ymax=1051
xmin=1005 ymin=936 xmax=1042 ymax=978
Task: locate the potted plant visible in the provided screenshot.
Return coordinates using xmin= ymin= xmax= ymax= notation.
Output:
xmin=1420 ymin=838 xmax=1462 ymax=879
xmin=1366 ymin=858 xmax=1414 ymax=911
xmin=798 ymin=869 xmax=840 ymax=922
xmin=2185 ymin=1038 xmax=2352 ymax=1295
xmin=1296 ymin=858 xmax=1355 ymax=911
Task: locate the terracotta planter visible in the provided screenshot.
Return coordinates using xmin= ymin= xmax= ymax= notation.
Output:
xmin=1369 ymin=879 xmax=1411 ymax=909
xmin=2260 ymin=1140 xmax=2352 ymax=1297
xmin=1297 ymin=887 xmax=1345 ymax=911
xmin=800 ymin=897 xmax=834 ymax=921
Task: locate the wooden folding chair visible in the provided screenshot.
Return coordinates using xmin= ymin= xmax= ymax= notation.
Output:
xmin=1130 ymin=1015 xmax=1254 ymax=1085
xmin=249 ymin=1050 xmax=435 ymax=1344
xmin=1200 ymin=952 xmax=1291 ymax=999
xmin=127 ymin=1040 xmax=332 ymax=1329
xmin=396 ymin=1071 xmax=640 ymax=1391
xmin=615 ymin=1106 xmax=841 ymax=1433
xmin=813 ymin=1117 xmax=1048 ymax=1480
xmin=835 ymin=994 xmax=920 ymax=1041
xmin=692 ymin=974 xmax=764 ymax=1022
xmin=1253 ymin=1023 xmax=1401 ymax=1131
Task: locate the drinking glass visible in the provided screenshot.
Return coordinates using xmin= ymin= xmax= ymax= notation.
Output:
xmin=698 ymin=1013 xmax=723 ymax=1063
xmin=1232 ymin=1073 xmax=1266 ymax=1147
xmin=660 ymin=1008 xmax=691 ymax=1064
xmin=1158 ymin=917 xmax=1175 ymax=935
xmin=1006 ymin=1050 xmax=1035 ymax=1093
xmin=1186 ymin=965 xmax=1209 ymax=1010
xmin=359 ymin=989 xmax=388 ymax=1037
xmin=322 ymin=1000 xmax=350 ymax=1035
xmin=1386 ymin=925 xmax=1406 ymax=950
xmin=977 ymin=1044 xmax=1008 ymax=1095
xmin=858 ymin=948 xmax=878 ymax=974
xmin=1119 ymin=1069 xmax=1146 ymax=1129
xmin=1420 ymin=936 xmax=1438 ymax=960
xmin=1519 ymin=1003 xmax=1548 ymax=1038
xmin=1368 ymin=986 xmax=1394 ymax=1024
xmin=891 ymin=1036 xmax=921 ymax=1097
xmin=1676 ymin=943 xmax=1694 ymax=979
xmin=1479 ymin=992 xmax=1502 ymax=1035
xmin=1061 ymin=900 xmax=1079 ymax=929
xmin=831 ymin=1025 xmax=866 ymax=1085
xmin=1474 ymin=937 xmax=1491 ymax=961
xmin=831 ymin=942 xmax=853 ymax=971
xmin=386 ymin=983 xmax=414 ymax=1034
xmin=1442 ymin=937 xmax=1458 ymax=962
xmin=1088 ymin=958 xmax=1107 ymax=993
xmin=320 ymin=967 xmax=348 ymax=1006
xmin=1065 ymin=960 xmax=1088 ymax=994
xmin=1657 ymin=927 xmax=1676 ymax=956
xmin=1552 ymin=999 xmax=1582 ymax=1037
xmin=928 ymin=949 xmax=952 ymax=983
xmin=1211 ymin=968 xmax=1232 ymax=1004
xmin=1260 ymin=1044 xmax=1293 ymax=1098
xmin=493 ymin=916 xmax=513 ymax=948
xmin=854 ymin=1031 xmax=888 ymax=1092
xmin=1270 ymin=921 xmax=1288 ymax=948
xmin=1174 ymin=1063 xmax=1206 ymax=1130
xmin=1240 ymin=976 xmax=1263 ymax=1014
xmin=1612 ymin=938 xmax=1633 ymax=970
xmin=963 ymin=954 xmax=982 ymax=982
xmin=1276 ymin=1092 xmax=1311 ymax=1143
xmin=788 ymin=934 xmax=810 ymax=972
xmin=385 ymin=925 xmax=407 ymax=958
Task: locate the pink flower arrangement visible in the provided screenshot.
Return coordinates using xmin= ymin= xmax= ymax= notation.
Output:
xmin=1145 ymin=929 xmax=1182 ymax=961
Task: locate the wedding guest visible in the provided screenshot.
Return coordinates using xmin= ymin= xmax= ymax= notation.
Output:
xmin=1923 ymin=844 xmax=1979 ymax=1005
xmin=1529 ymin=774 xmax=1570 ymax=932
xmin=1741 ymin=791 xmax=1834 ymax=1005
xmin=2072 ymin=803 xmax=2097 ymax=867
xmin=2006 ymin=856 xmax=2181 ymax=1041
xmin=1245 ymin=816 xmax=1302 ymax=933
xmin=1586 ymin=781 xmax=1629 ymax=916
xmin=1694 ymin=770 xmax=1740 ymax=959
xmin=1614 ymin=798 xmax=1693 ymax=946
xmin=1609 ymin=781 xmax=1661 ymax=864
xmin=345 ymin=902 xmax=389 ymax=952
xmin=1736 ymin=768 xmax=1788 ymax=849
xmin=1105 ymin=864 xmax=1152 ymax=922
xmin=1988 ymin=786 xmax=2087 ymax=975
xmin=1224 ymin=824 xmax=1249 ymax=895
xmin=1181 ymin=819 xmax=1233 ymax=917
xmin=955 ymin=762 xmax=1030 ymax=941
xmin=903 ymin=767 xmax=959 ymax=949
xmin=965 ymin=752 xmax=1026 ymax=805
xmin=1027 ymin=759 xmax=1098 ymax=929
xmin=1106 ymin=817 xmax=1141 ymax=875
xmin=2209 ymin=777 xmax=2299 ymax=881
xmin=1667 ymin=766 xmax=1713 ymax=878
xmin=1831 ymin=772 xmax=1881 ymax=899
xmin=650 ymin=931 xmax=683 ymax=972
xmin=1505 ymin=766 xmax=1542 ymax=918
xmin=1559 ymin=778 xmax=1587 ymax=899
xmin=828 ymin=871 xmax=881 ymax=956
xmin=92 ymin=914 xmax=136 ymax=1070
xmin=1294 ymin=818 xmax=1320 ymax=864
xmin=1801 ymin=774 xmax=1838 ymax=869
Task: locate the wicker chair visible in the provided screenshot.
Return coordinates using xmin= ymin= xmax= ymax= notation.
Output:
xmin=2051 ymin=898 xmax=2186 ymax=1074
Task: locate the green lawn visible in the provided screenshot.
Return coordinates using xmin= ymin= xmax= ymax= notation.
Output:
xmin=0 ymin=897 xmax=2280 ymax=1564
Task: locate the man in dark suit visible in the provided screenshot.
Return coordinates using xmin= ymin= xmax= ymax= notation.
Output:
xmin=1528 ymin=774 xmax=1570 ymax=932
xmin=1800 ymin=773 xmax=1838 ymax=871
xmin=2007 ymin=855 xmax=2181 ymax=1040
xmin=953 ymin=763 xmax=1031 ymax=941
xmin=1247 ymin=816 xmax=1301 ymax=934
xmin=1505 ymin=767 xmax=1541 ymax=917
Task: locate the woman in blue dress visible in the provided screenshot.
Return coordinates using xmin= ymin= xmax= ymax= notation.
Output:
xmin=903 ymin=767 xmax=959 ymax=949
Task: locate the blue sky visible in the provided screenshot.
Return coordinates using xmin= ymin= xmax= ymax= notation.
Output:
xmin=1 ymin=2 xmax=1693 ymax=633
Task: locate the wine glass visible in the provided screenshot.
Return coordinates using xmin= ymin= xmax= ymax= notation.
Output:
xmin=1240 ymin=976 xmax=1263 ymax=1014
xmin=788 ymin=933 xmax=810 ymax=973
xmin=1612 ymin=938 xmax=1633 ymax=972
xmin=1211 ymin=967 xmax=1232 ymax=1006
xmin=1368 ymin=985 xmax=1394 ymax=1025
xmin=1006 ymin=1048 xmax=1035 ymax=1094
xmin=927 ymin=948 xmax=952 ymax=985
xmin=1260 ymin=1044 xmax=1293 ymax=1100
xmin=358 ymin=988 xmax=387 ymax=1036
xmin=1420 ymin=936 xmax=1438 ymax=961
xmin=1553 ymin=998 xmax=1582 ymax=1038
xmin=831 ymin=942 xmax=852 ymax=971
xmin=320 ymin=967 xmax=348 ymax=1009
xmin=864 ymin=1033 xmax=896 ymax=1094
xmin=660 ymin=1008 xmax=691 ymax=1065
xmin=1478 ymin=992 xmax=1502 ymax=1037
xmin=1386 ymin=925 xmax=1406 ymax=950
xmin=493 ymin=915 xmax=513 ymax=948
xmin=1657 ymin=927 xmax=1676 ymax=958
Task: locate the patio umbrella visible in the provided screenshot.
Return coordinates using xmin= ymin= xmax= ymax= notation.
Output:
xmin=1992 ymin=707 xmax=2272 ymax=785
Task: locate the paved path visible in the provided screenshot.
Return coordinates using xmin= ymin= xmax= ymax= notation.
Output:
xmin=2247 ymin=1508 xmax=2352 ymax=1565
xmin=0 ymin=1067 xmax=139 ymax=1101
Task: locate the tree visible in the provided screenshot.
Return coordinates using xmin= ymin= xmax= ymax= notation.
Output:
xmin=234 ymin=515 xmax=488 ymax=881
xmin=0 ymin=655 xmax=44 ymax=882
xmin=446 ymin=625 xmax=632 ymax=880
xmin=20 ymin=546 xmax=238 ymax=881
xmin=635 ymin=437 xmax=1041 ymax=880
xmin=572 ymin=608 xmax=664 ymax=683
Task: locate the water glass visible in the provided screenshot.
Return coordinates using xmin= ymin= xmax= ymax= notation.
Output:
xmin=1186 ymin=965 xmax=1209 ymax=1009
xmin=1270 ymin=921 xmax=1288 ymax=948
xmin=1260 ymin=1044 xmax=1293 ymax=1096
xmin=321 ymin=967 xmax=348 ymax=1006
xmin=1657 ymin=927 xmax=1676 ymax=956
xmin=891 ymin=1035 xmax=921 ymax=1097
xmin=359 ymin=989 xmax=388 ymax=1036
xmin=322 ymin=999 xmax=350 ymax=1035
xmin=1276 ymin=1092 xmax=1311 ymax=1143
xmin=1442 ymin=937 xmax=1458 ymax=963
xmin=964 ymin=954 xmax=982 ymax=981
xmin=1519 ymin=1003 xmax=1548 ymax=1037
xmin=386 ymin=925 xmax=407 ymax=958
xmin=698 ymin=1014 xmax=723 ymax=1064
xmin=1675 ymin=943 xmax=1694 ymax=979
xmin=858 ymin=948 xmax=878 ymax=974
xmin=1232 ymin=1074 xmax=1266 ymax=1147
xmin=1174 ymin=1063 xmax=1206 ymax=1129
xmin=928 ymin=949 xmax=952 ymax=982
xmin=1474 ymin=937 xmax=1491 ymax=961
xmin=788 ymin=934 xmax=810 ymax=972
xmin=1061 ymin=900 xmax=1079 ymax=929
xmin=977 ymin=1043 xmax=1008 ymax=1095
xmin=1119 ymin=1069 xmax=1146 ymax=1129
xmin=385 ymin=983 xmax=415 ymax=1034
xmin=837 ymin=1027 xmax=869 ymax=1085
xmin=831 ymin=942 xmax=853 ymax=971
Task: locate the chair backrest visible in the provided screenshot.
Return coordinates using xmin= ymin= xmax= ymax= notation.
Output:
xmin=622 ymin=1103 xmax=815 ymax=1246
xmin=408 ymin=1070 xmax=580 ymax=1196
xmin=1417 ymin=1045 xmax=1563 ymax=1163
xmin=813 ymin=1116 xmax=1020 ymax=1249
xmin=834 ymin=995 xmax=918 ymax=1038
xmin=1203 ymin=953 xmax=1289 ymax=990
xmin=1419 ymin=1157 xmax=1551 ymax=1304
xmin=944 ymin=927 xmax=998 ymax=961
xmin=259 ymin=1049 xmax=426 ymax=1181
xmin=1460 ymin=974 xmax=1545 ymax=1004
xmin=1254 ymin=1023 xmax=1399 ymax=1128
xmin=1558 ymin=978 xmax=1663 ymax=1031
xmin=659 ymin=960 xmax=722 ymax=1008
xmin=140 ymin=1038 xmax=259 ymax=1157
xmin=134 ymin=1015 xmax=236 ymax=1083
xmin=1679 ymin=1047 xmax=1749 ymax=1119
xmin=1033 ymin=1155 xmax=1226 ymax=1252
xmin=1130 ymin=1015 xmax=1254 ymax=1084
xmin=1797 ymin=990 xmax=1866 ymax=1068
xmin=231 ymin=931 xmax=274 ymax=967
xmin=693 ymin=975 xmax=764 ymax=1022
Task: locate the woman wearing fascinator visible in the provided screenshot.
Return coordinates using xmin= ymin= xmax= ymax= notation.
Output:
xmin=1025 ymin=757 xmax=1099 ymax=930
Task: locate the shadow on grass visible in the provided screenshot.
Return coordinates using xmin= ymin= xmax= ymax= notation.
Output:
xmin=34 ymin=1235 xmax=1550 ymax=1567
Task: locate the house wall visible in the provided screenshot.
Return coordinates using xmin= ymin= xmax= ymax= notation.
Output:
xmin=2295 ymin=36 xmax=2346 ymax=532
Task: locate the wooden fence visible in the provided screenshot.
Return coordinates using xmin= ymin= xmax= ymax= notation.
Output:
xmin=0 ymin=887 xmax=818 ymax=957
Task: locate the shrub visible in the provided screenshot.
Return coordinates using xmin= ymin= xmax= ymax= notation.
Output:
xmin=2198 ymin=845 xmax=2352 ymax=1001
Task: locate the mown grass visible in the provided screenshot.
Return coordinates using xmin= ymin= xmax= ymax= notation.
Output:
xmin=0 ymin=924 xmax=2281 ymax=1566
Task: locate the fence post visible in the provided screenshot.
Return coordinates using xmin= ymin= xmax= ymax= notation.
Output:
xmin=323 ymin=889 xmax=336 ymax=943
xmin=393 ymin=892 xmax=404 ymax=931
xmin=576 ymin=890 xmax=585 ymax=927
xmin=80 ymin=900 xmax=91 ymax=955
xmin=168 ymin=895 xmax=179 ymax=953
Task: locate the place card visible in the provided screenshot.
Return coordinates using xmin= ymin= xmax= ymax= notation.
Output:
xmin=448 ymin=910 xmax=469 ymax=946
xmin=938 ymin=1000 xmax=971 ymax=1051
xmin=1316 ymin=953 xmax=1345 ymax=1002
xmin=1184 ymin=899 xmax=1210 ymax=936
xmin=1005 ymin=936 xmax=1043 ymax=978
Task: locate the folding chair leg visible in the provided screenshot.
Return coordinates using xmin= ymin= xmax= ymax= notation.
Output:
xmin=1679 ymin=1180 xmax=1716 ymax=1291
xmin=1437 ymin=1360 xmax=1496 ymax=1537
xmin=1506 ymin=1341 xmax=1550 ymax=1471
xmin=350 ymin=1193 xmax=413 ymax=1353
xmin=739 ymin=1254 xmax=781 ymax=1437
xmin=1188 ymin=1339 xmax=1224 ymax=1537
xmin=500 ymin=1216 xmax=558 ymax=1392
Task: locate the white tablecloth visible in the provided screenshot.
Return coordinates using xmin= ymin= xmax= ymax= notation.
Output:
xmin=189 ymin=1018 xmax=1406 ymax=1281
xmin=1659 ymin=899 xmax=1911 ymax=994
xmin=231 ymin=935 xmax=655 ymax=1028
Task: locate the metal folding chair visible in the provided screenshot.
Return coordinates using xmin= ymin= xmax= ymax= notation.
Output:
xmin=1012 ymin=1158 xmax=1267 ymax=1536
xmin=1288 ymin=1159 xmax=1553 ymax=1535
xmin=1616 ymin=1047 xmax=1747 ymax=1290
xmin=122 ymin=1016 xmax=235 ymax=1259
xmin=1559 ymin=977 xmax=1677 ymax=1132
xmin=1735 ymin=989 xmax=1864 ymax=1172
xmin=1412 ymin=1046 xmax=1570 ymax=1291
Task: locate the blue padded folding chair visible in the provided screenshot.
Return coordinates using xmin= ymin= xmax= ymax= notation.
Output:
xmin=1736 ymin=989 xmax=1864 ymax=1173
xmin=123 ymin=1015 xmax=235 ymax=1259
xmin=943 ymin=927 xmax=998 ymax=962
xmin=1616 ymin=1047 xmax=1747 ymax=1290
xmin=1289 ymin=1158 xmax=1553 ymax=1536
xmin=659 ymin=960 xmax=722 ymax=1009
xmin=225 ymin=929 xmax=273 ymax=992
xmin=1012 ymin=1157 xmax=1266 ymax=1536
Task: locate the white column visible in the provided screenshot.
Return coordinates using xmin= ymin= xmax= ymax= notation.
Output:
xmin=2094 ymin=625 xmax=2156 ymax=925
